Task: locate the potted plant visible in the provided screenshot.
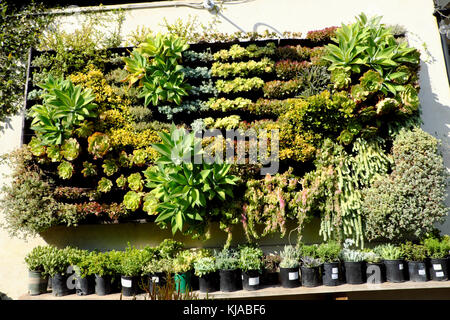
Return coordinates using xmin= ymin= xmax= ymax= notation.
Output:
xmin=42 ymin=246 xmax=75 ymax=297
xmin=143 ymin=258 xmax=173 ymax=293
xmin=261 ymin=253 xmax=281 ymax=286
xmin=279 ymin=245 xmax=300 ymax=288
xmin=194 ymin=257 xmax=219 ymax=293
xmin=173 ymin=250 xmax=194 ymax=294
xmin=317 ymin=241 xmax=342 ymax=286
xmin=107 ymin=250 xmax=124 ymax=293
xmin=364 ymin=249 xmax=385 ymax=284
xmin=238 ymin=245 xmax=263 ymax=291
xmin=189 ymin=248 xmax=212 ymax=291
xmin=339 ymin=239 xmax=366 ymax=284
xmin=70 ymin=249 xmax=96 ymax=296
xmin=87 ymin=251 xmax=115 ymax=295
xmin=401 ymin=241 xmax=428 ymax=282
xmin=119 ymin=246 xmax=144 ymax=297
xmin=375 ymin=244 xmax=406 ymax=283
xmin=24 ymin=246 xmax=50 ymax=295
xmin=423 ymin=237 xmax=450 ymax=281
xmin=300 ymin=256 xmax=322 ymax=287
xmin=215 ymin=248 xmax=241 ymax=292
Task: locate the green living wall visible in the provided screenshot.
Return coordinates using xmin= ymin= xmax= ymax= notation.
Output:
xmin=1 ymin=13 xmax=448 ymax=248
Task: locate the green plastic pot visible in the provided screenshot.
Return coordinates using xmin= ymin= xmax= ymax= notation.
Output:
xmin=28 ymin=270 xmax=48 ymax=296
xmin=174 ymin=271 xmax=192 ymax=294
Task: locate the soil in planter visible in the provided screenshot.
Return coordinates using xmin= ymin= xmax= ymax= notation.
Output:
xmin=384 ymin=260 xmax=406 ymax=283
xmin=242 ymin=270 xmax=261 ymax=291
xmin=279 ymin=267 xmax=300 ymax=288
xmin=322 ymin=262 xmax=342 ymax=286
xmin=300 ymin=266 xmax=321 ymax=287
xmin=95 ymin=274 xmax=112 ymax=296
xmin=429 ymin=258 xmax=449 ymax=281
xmin=76 ymin=275 xmax=95 ymax=296
xmin=28 ymin=270 xmax=48 ymax=296
xmin=219 ymin=269 xmax=242 ymax=292
xmin=366 ymin=263 xmax=386 ymax=284
xmin=121 ymin=275 xmax=139 ymax=297
xmin=343 ymin=262 xmax=366 ymax=284
xmin=407 ymin=261 xmax=428 ymax=282
xmin=51 ymin=273 xmax=74 ymax=297
xmin=199 ymin=271 xmax=220 ymax=293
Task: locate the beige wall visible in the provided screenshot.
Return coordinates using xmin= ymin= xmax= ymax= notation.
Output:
xmin=1 ymin=0 xmax=450 ymax=299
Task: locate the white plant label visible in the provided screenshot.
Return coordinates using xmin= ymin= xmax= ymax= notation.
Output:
xmin=332 ymin=268 xmax=339 ymax=274
xmin=152 ymin=276 xmax=159 ymax=283
xmin=436 ymin=271 xmax=445 ymax=277
xmin=398 ymin=264 xmax=404 ymax=270
xmin=121 ymin=278 xmax=132 ymax=288
xmin=418 ymin=269 xmax=426 ymax=276
xmin=288 ymin=272 xmax=299 ymax=280
xmin=433 ymin=264 xmax=442 ymax=271
xmin=249 ymin=277 xmax=259 ymax=286
xmin=331 ymin=274 xmax=339 ymax=280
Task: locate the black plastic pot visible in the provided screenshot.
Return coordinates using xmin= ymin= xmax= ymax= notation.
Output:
xmin=261 ymin=270 xmax=279 ymax=286
xmin=28 ymin=270 xmax=48 ymax=296
xmin=407 ymin=261 xmax=428 ymax=282
xmin=95 ymin=274 xmax=112 ymax=296
xmin=242 ymin=269 xmax=261 ymax=291
xmin=343 ymin=261 xmax=366 ymax=284
xmin=366 ymin=262 xmax=386 ymax=284
xmin=76 ymin=275 xmax=95 ymax=296
xmin=300 ymin=266 xmax=321 ymax=287
xmin=322 ymin=262 xmax=342 ymax=286
xmin=111 ymin=274 xmax=121 ymax=293
xmin=147 ymin=272 xmax=167 ymax=293
xmin=121 ymin=275 xmax=139 ymax=297
xmin=279 ymin=267 xmax=300 ymax=288
xmin=51 ymin=273 xmax=74 ymax=297
xmin=384 ymin=260 xmax=406 ymax=283
xmin=429 ymin=258 xmax=449 ymax=281
xmin=191 ymin=274 xmax=200 ymax=291
xmin=199 ymin=271 xmax=220 ymax=293
xmin=219 ymin=269 xmax=242 ymax=292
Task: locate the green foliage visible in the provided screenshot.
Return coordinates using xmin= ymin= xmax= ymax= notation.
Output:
xmin=173 ymin=250 xmax=195 ymax=274
xmin=211 ymin=58 xmax=274 ymax=78
xmin=84 ymin=251 xmax=116 ymax=277
xmin=400 ymin=242 xmax=427 ymax=262
xmin=119 ymin=245 xmax=145 ymax=276
xmin=213 ymin=43 xmax=276 ymax=61
xmin=61 ymin=138 xmax=80 ymax=161
xmin=279 ymin=245 xmax=299 ymax=268
xmin=158 ymin=239 xmax=184 ymax=260
xmin=275 ymin=60 xmax=309 ymax=79
xmin=193 ymin=257 xmax=217 ymax=277
xmin=214 ymin=248 xmax=240 ymax=270
xmin=123 ymin=191 xmax=143 ymax=211
xmin=87 ymin=132 xmax=111 ymax=159
xmin=300 ymin=256 xmax=323 ymax=268
xmin=25 ymin=245 xmax=51 ymax=272
xmin=127 ymin=173 xmax=144 ymax=192
xmin=374 ymin=244 xmax=403 ymax=260
xmin=363 ymin=250 xmax=382 ymax=263
xmin=339 ymin=239 xmax=365 ymax=262
xmin=423 ymin=237 xmax=450 ymax=259
xmin=363 ymin=127 xmax=448 ymax=242
xmin=263 ymin=79 xmax=302 ymax=99
xmin=216 ymin=77 xmax=264 ymax=94
xmin=262 ymin=254 xmax=281 ymax=272
xmin=29 ymin=75 xmax=98 ymax=145
xmin=238 ymin=245 xmax=263 ymax=272
xmin=102 ymin=159 xmax=119 ymax=176
xmin=143 ymin=125 xmax=239 ymax=236
xmin=316 ymin=241 xmax=341 ymax=263
xmin=81 ymin=161 xmax=97 ymax=177
xmin=41 ymin=246 xmax=73 ymax=277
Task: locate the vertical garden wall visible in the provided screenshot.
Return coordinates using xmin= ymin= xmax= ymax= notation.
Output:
xmin=1 ymin=0 xmax=450 ymax=299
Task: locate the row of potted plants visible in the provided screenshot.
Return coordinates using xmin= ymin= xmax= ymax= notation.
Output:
xmin=25 ymin=236 xmax=450 ymax=297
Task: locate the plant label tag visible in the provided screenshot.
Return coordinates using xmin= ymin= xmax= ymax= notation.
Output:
xmin=242 ymin=275 xmax=244 ymax=280
xmin=332 ymin=274 xmax=339 ymax=280
xmin=288 ymin=272 xmax=299 ymax=280
xmin=332 ymin=268 xmax=339 ymax=274
xmin=433 ymin=264 xmax=442 ymax=271
xmin=398 ymin=264 xmax=403 ymax=270
xmin=121 ymin=278 xmax=132 ymax=288
xmin=249 ymin=277 xmax=259 ymax=286
xmin=152 ymin=276 xmax=159 ymax=283
xmin=436 ymin=271 xmax=445 ymax=277
xmin=418 ymin=269 xmax=426 ymax=276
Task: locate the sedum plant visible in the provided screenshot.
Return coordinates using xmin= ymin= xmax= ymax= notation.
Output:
xmin=300 ymin=256 xmax=323 ymax=268
xmin=57 ymin=161 xmax=74 ymax=180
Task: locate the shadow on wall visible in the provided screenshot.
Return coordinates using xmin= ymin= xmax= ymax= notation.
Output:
xmin=0 ymin=291 xmax=13 ymax=300
xmin=39 ymin=218 xmax=322 ymax=252
xmin=419 ymin=61 xmax=450 ymax=234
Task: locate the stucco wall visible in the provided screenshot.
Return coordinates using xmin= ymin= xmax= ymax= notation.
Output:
xmin=1 ymin=0 xmax=449 ymax=299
